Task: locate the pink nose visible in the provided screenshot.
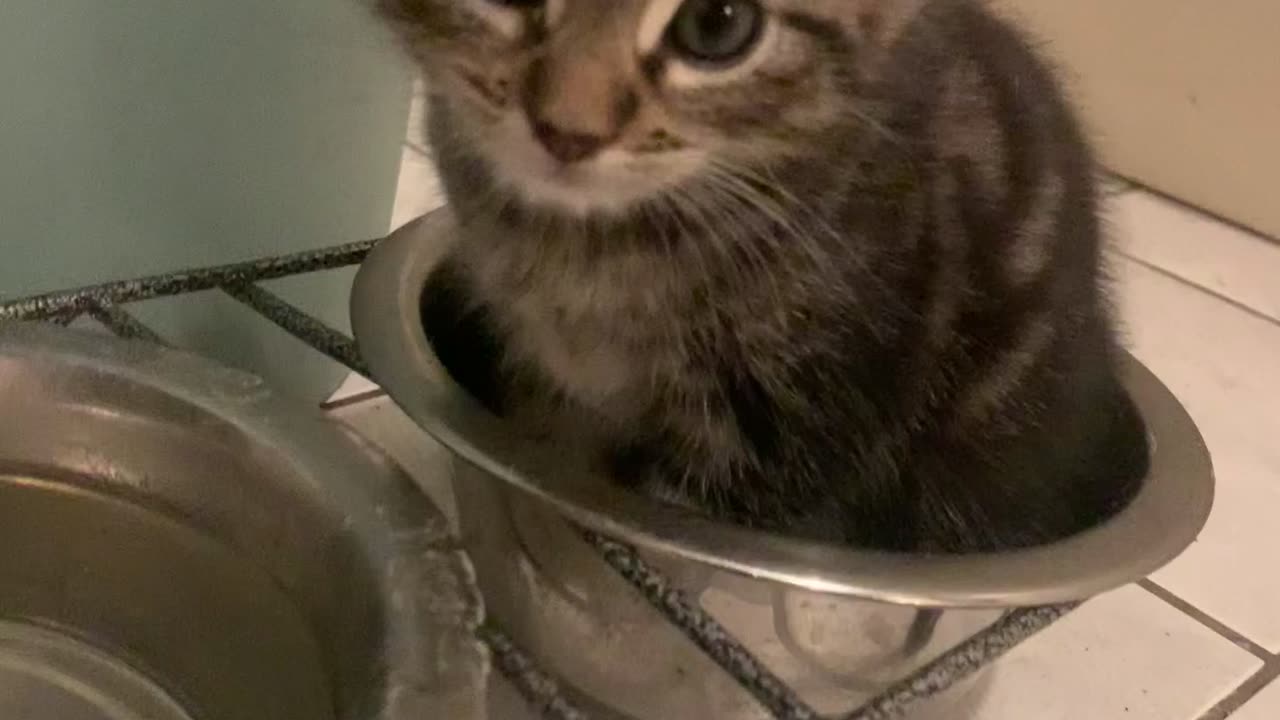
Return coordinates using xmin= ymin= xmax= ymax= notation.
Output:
xmin=531 ymin=120 xmax=606 ymax=164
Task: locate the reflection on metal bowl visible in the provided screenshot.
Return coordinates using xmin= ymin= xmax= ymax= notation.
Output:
xmin=0 ymin=322 xmax=485 ymax=720
xmin=352 ymin=211 xmax=1214 ymax=719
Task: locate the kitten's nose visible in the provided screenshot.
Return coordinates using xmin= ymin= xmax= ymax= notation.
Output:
xmin=531 ymin=120 xmax=606 ymax=164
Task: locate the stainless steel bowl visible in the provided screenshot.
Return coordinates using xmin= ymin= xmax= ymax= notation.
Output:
xmin=352 ymin=211 xmax=1215 ymax=719
xmin=0 ymin=322 xmax=486 ymax=720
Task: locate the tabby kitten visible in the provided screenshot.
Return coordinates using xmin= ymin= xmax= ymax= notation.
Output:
xmin=375 ymin=0 xmax=1149 ymax=552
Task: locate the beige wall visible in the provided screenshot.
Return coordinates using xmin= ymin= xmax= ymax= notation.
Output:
xmin=993 ymin=0 xmax=1280 ymax=239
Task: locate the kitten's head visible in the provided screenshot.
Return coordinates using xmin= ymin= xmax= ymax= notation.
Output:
xmin=378 ymin=0 xmax=922 ymax=217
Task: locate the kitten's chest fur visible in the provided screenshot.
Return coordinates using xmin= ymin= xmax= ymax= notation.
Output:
xmin=455 ymin=230 xmax=689 ymax=426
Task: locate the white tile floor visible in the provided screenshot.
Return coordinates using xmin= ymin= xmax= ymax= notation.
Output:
xmin=331 ymin=110 xmax=1280 ymax=718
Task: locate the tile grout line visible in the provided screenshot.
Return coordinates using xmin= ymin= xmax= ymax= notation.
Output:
xmin=1109 ymin=174 xmax=1280 ymax=714
xmin=1109 ymin=172 xmax=1280 ymax=250
xmin=1141 ymin=578 xmax=1280 ymax=716
xmin=1116 ymin=251 xmax=1280 ymax=329
xmin=1139 ymin=580 xmax=1273 ymax=662
xmin=1196 ymin=661 xmax=1280 ymax=720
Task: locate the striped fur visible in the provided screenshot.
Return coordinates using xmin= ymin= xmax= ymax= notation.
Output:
xmin=383 ymin=0 xmax=1149 ymax=551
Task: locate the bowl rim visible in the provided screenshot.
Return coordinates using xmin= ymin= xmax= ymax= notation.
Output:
xmin=352 ymin=210 xmax=1215 ymax=608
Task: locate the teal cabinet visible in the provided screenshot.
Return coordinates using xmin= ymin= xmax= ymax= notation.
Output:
xmin=0 ymin=2 xmax=410 ymax=399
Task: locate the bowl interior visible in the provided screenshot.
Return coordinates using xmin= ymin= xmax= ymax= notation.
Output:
xmin=0 ymin=323 xmax=467 ymax=720
xmin=352 ymin=212 xmax=1216 ymax=607
xmin=0 ymin=474 xmax=337 ymax=720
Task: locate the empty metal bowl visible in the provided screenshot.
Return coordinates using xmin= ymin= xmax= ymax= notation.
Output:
xmin=0 ymin=322 xmax=486 ymax=720
xmin=352 ymin=211 xmax=1215 ymax=719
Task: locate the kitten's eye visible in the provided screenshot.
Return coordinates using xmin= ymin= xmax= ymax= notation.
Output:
xmin=666 ymin=0 xmax=763 ymax=66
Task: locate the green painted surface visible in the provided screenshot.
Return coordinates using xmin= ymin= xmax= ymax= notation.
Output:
xmin=0 ymin=2 xmax=410 ymax=399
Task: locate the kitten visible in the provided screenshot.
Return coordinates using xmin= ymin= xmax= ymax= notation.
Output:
xmin=376 ymin=0 xmax=1149 ymax=552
